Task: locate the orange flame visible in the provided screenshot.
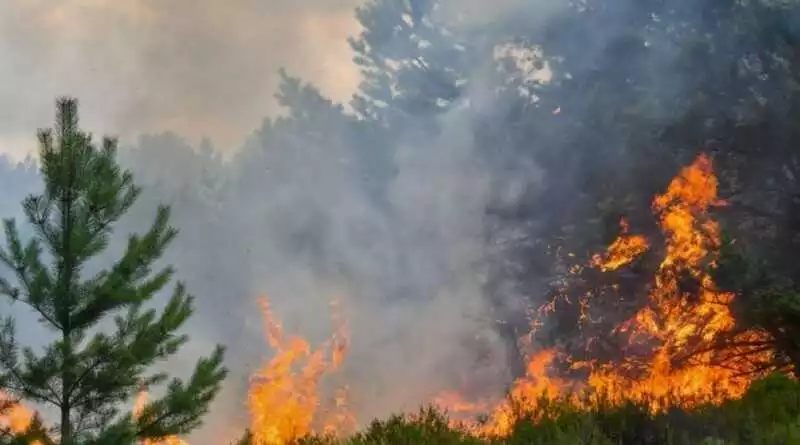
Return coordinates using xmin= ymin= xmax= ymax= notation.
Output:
xmin=442 ymin=153 xmax=775 ymax=437
xmin=5 ymin=154 xmax=772 ymax=444
xmin=590 ymin=217 xmax=649 ymax=271
xmin=432 ymin=391 xmax=491 ymax=417
xmin=0 ymin=392 xmax=40 ymax=443
xmin=247 ymin=297 xmax=355 ymax=445
xmin=482 ymin=349 xmax=573 ymax=436
xmin=0 ymin=384 xmax=183 ymax=444
xmin=580 ymin=153 xmax=772 ymax=409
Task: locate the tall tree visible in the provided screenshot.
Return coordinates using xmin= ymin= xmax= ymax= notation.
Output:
xmin=0 ymin=98 xmax=227 ymax=444
xmin=349 ymin=0 xmax=470 ymax=129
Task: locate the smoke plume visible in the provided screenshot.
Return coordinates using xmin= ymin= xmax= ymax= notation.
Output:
xmin=0 ymin=0 xmax=700 ymax=443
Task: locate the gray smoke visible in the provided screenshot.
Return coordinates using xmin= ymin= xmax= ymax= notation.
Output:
xmin=0 ymin=0 xmax=362 ymax=156
xmin=0 ymin=0 xmax=635 ymax=444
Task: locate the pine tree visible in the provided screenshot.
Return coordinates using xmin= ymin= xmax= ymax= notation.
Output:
xmin=0 ymin=97 xmax=227 ymax=444
xmin=349 ymin=0 xmax=469 ymax=128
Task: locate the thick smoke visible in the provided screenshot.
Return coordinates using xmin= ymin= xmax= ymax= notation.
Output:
xmin=0 ymin=0 xmax=678 ymax=443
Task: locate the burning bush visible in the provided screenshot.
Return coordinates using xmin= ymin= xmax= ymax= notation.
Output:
xmin=1 ymin=104 xmax=796 ymax=445
xmin=221 ymin=372 xmax=800 ymax=445
xmin=208 ymin=153 xmax=795 ymax=445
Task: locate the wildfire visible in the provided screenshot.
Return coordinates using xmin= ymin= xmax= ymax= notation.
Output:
xmin=578 ymin=153 xmax=772 ymax=410
xmin=0 ymin=392 xmax=40 ymax=443
xmin=432 ymin=391 xmax=490 ymax=418
xmin=0 ymin=298 xmax=355 ymax=445
xmin=590 ymin=217 xmax=649 ymax=272
xmin=247 ymin=297 xmax=355 ymax=445
xmin=0 ymin=384 xmax=185 ymax=444
xmin=0 ymin=154 xmax=777 ymax=444
xmin=480 ymin=349 xmax=573 ymax=436
xmin=437 ymin=153 xmax=775 ymax=436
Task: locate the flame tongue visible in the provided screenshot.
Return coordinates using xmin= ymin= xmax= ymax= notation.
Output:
xmin=1 ymin=154 xmax=776 ymax=444
xmin=437 ymin=153 xmax=775 ymax=436
xmin=247 ymin=297 xmax=354 ymax=445
xmin=590 ymin=217 xmax=649 ymax=272
xmin=0 ymin=298 xmax=354 ymax=445
xmin=583 ymin=153 xmax=771 ymax=408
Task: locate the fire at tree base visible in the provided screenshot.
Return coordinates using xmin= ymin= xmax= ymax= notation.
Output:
xmin=0 ymin=154 xmax=790 ymax=444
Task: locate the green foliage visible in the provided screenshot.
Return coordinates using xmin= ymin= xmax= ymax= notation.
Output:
xmin=0 ymin=399 xmax=53 ymax=445
xmin=502 ymin=410 xmax=613 ymax=445
xmin=714 ymin=233 xmax=800 ymax=376
xmin=347 ymin=407 xmax=483 ymax=445
xmin=0 ymin=98 xmax=227 ymax=444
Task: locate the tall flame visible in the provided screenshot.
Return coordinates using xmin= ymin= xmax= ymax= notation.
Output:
xmin=578 ymin=153 xmax=772 ymax=409
xmin=0 ymin=154 xmax=776 ymax=444
xmin=439 ymin=153 xmax=775 ymax=436
xmin=247 ymin=297 xmax=355 ymax=445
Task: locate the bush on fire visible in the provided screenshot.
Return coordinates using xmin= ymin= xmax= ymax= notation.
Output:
xmin=228 ymin=373 xmax=800 ymax=445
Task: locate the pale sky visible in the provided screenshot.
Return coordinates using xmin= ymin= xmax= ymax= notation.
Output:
xmin=0 ymin=0 xmax=365 ymax=159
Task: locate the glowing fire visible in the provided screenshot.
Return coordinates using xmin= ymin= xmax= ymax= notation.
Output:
xmin=590 ymin=217 xmax=649 ymax=272
xmin=247 ymin=297 xmax=355 ymax=445
xmin=576 ymin=153 xmax=772 ymax=410
xmin=0 ymin=298 xmax=355 ymax=445
xmin=0 ymin=392 xmax=40 ymax=443
xmin=0 ymin=387 xmax=186 ymax=444
xmin=432 ymin=391 xmax=490 ymax=418
xmin=437 ymin=153 xmax=774 ymax=436
xmin=0 ymin=154 xmax=777 ymax=444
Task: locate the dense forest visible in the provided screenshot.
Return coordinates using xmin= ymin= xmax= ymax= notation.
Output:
xmin=3 ymin=0 xmax=800 ymax=443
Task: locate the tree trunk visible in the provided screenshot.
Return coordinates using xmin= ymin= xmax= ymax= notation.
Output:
xmin=61 ymin=334 xmax=73 ymax=445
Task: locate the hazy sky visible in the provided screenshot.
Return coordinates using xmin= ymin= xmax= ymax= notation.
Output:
xmin=0 ymin=0 xmax=365 ymax=159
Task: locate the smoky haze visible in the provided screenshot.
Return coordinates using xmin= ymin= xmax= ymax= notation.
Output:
xmin=0 ymin=0 xmax=592 ymax=444
xmin=0 ymin=0 xmax=363 ymax=158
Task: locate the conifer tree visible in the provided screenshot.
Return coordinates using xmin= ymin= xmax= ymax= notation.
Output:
xmin=0 ymin=97 xmax=227 ymax=444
